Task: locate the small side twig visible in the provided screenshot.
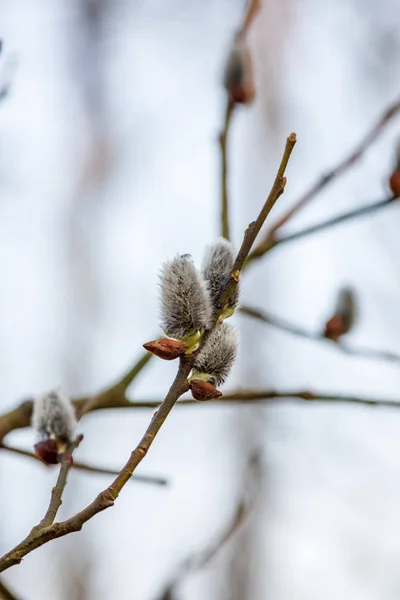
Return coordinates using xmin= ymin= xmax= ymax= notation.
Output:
xmin=247 ymin=96 xmax=400 ymax=263
xmin=0 ymin=444 xmax=168 ymax=486
xmin=247 ymin=195 xmax=398 ymax=261
xmin=239 ymin=304 xmax=400 ymax=365
xmin=39 ymin=435 xmax=83 ymax=528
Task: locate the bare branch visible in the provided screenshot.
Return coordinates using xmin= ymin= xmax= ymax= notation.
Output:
xmin=247 ymin=96 xmax=400 ymax=263
xmin=239 ymin=304 xmax=400 ymax=365
xmin=0 ymin=444 xmax=168 ymax=486
xmin=247 ymin=196 xmax=398 ymax=261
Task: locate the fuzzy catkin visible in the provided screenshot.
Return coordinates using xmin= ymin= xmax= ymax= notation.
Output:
xmin=193 ymin=323 xmax=238 ymax=386
xmin=160 ymin=255 xmax=213 ymax=339
xmin=336 ymin=287 xmax=357 ymax=331
xmin=202 ymin=238 xmax=239 ymax=317
xmin=32 ymin=389 xmax=77 ymax=443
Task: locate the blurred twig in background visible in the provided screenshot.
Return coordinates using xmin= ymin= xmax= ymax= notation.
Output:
xmin=0 ymin=578 xmax=21 ymax=600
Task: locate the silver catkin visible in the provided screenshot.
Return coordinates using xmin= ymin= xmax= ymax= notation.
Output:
xmin=160 ymin=254 xmax=213 ymax=339
xmin=193 ymin=323 xmax=238 ymax=386
xmin=32 ymin=389 xmax=77 ymax=443
xmin=202 ymin=238 xmax=239 ymax=317
xmin=335 ymin=286 xmax=357 ymax=332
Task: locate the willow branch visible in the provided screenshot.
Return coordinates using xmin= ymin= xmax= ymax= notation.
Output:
xmin=0 ymin=579 xmax=22 ymax=600
xmin=0 ymin=444 xmax=168 ymax=486
xmin=247 ymin=96 xmax=400 ymax=263
xmin=220 ymin=100 xmax=235 ymax=240
xmin=247 ymin=195 xmax=398 ymax=261
xmin=238 ymin=0 xmax=261 ymax=37
xmin=39 ymin=436 xmax=83 ymax=528
xmin=218 ymin=132 xmax=296 ymax=308
xmin=239 ymin=304 xmax=400 ymax=365
xmin=0 ymin=356 xmax=193 ymax=573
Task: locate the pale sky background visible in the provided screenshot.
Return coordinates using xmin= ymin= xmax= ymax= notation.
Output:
xmin=1 ymin=0 xmax=400 ymax=599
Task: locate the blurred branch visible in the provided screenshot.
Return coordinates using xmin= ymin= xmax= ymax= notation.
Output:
xmin=0 ymin=351 xmax=152 ymax=442
xmin=247 ymin=96 xmax=400 ymax=263
xmin=220 ymin=100 xmax=235 ymax=239
xmin=247 ymin=195 xmax=398 ymax=261
xmin=0 ymin=444 xmax=168 ymax=486
xmin=156 ymin=497 xmax=248 ymax=600
xmin=238 ymin=0 xmax=261 ymax=37
xmin=0 ymin=579 xmax=22 ymax=600
xmin=0 ymin=133 xmax=297 ymax=573
xmin=239 ymin=304 xmax=400 ymax=365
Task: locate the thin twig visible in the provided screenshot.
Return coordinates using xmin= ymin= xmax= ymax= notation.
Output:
xmin=0 ymin=579 xmax=22 ymax=600
xmin=238 ymin=0 xmax=261 ymax=37
xmin=219 ymin=132 xmax=296 ymax=308
xmin=220 ymin=100 xmax=235 ymax=240
xmin=247 ymin=96 xmax=400 ymax=263
xmin=0 ymin=132 xmax=297 ymax=572
xmin=239 ymin=304 xmax=400 ymax=365
xmin=247 ymin=196 xmax=398 ymax=261
xmin=0 ymin=444 xmax=168 ymax=486
xmin=39 ymin=435 xmax=83 ymax=528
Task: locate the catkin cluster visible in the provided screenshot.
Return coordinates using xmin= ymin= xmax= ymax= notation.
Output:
xmin=158 ymin=239 xmax=239 ymax=393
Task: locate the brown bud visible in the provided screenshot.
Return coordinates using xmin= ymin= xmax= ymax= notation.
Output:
xmin=389 ymin=171 xmax=400 ymax=197
xmin=223 ymin=38 xmax=255 ymax=105
xmin=34 ymin=439 xmax=59 ymax=465
xmin=324 ymin=315 xmax=346 ymax=340
xmin=189 ymin=379 xmax=223 ymax=401
xmin=143 ymin=337 xmax=188 ymax=360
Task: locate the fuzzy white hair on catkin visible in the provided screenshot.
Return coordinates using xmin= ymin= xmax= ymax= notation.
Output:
xmin=159 ymin=254 xmax=213 ymax=339
xmin=202 ymin=238 xmax=239 ymax=313
xmin=193 ymin=323 xmax=239 ymax=386
xmin=32 ymin=388 xmax=77 ymax=443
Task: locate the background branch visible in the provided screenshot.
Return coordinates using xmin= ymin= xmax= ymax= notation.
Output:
xmin=239 ymin=304 xmax=400 ymax=365
xmin=220 ymin=100 xmax=234 ymax=240
xmin=247 ymin=96 xmax=400 ymax=263
xmin=0 ymin=444 xmax=168 ymax=486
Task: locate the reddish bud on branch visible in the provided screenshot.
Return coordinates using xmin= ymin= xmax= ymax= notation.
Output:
xmin=189 ymin=380 xmax=223 ymax=401
xmin=143 ymin=338 xmax=189 ymax=360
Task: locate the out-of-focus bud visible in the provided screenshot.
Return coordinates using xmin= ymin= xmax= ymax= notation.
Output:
xmin=159 ymin=255 xmax=213 ymax=347
xmin=32 ymin=389 xmax=77 ymax=463
xmin=223 ymin=35 xmax=255 ymax=105
xmin=143 ymin=337 xmax=188 ymax=360
xmin=389 ymin=142 xmax=400 ymax=196
xmin=192 ymin=323 xmax=238 ymax=387
xmin=202 ymin=238 xmax=239 ymax=321
xmin=189 ymin=379 xmax=223 ymax=401
xmin=324 ymin=287 xmax=357 ymax=340
xmin=34 ymin=439 xmax=59 ymax=465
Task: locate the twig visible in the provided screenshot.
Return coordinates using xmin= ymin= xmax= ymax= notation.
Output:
xmin=220 ymin=100 xmax=235 ymax=240
xmin=0 ymin=444 xmax=168 ymax=486
xmin=218 ymin=132 xmax=296 ymax=308
xmin=247 ymin=96 xmax=400 ymax=263
xmin=239 ymin=304 xmax=400 ymax=365
xmin=247 ymin=196 xmax=398 ymax=261
xmin=0 ymin=579 xmax=22 ymax=600
xmin=0 ymin=132 xmax=297 ymax=572
xmin=39 ymin=435 xmax=83 ymax=528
